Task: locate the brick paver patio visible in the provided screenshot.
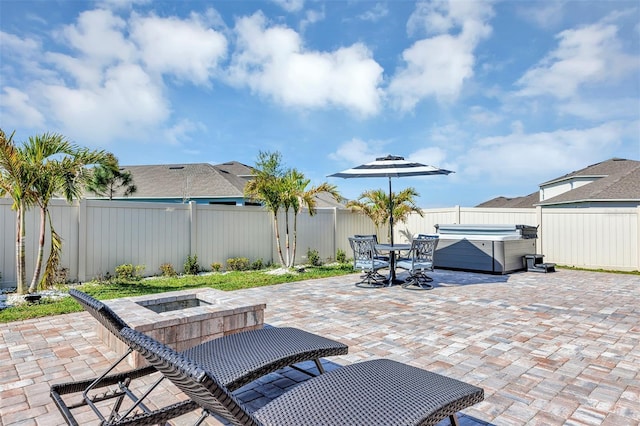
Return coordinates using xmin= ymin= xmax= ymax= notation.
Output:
xmin=0 ymin=268 xmax=639 ymax=425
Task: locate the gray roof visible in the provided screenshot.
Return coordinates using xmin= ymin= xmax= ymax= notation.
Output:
xmin=538 ymin=158 xmax=640 ymax=206
xmin=476 ymin=192 xmax=539 ymax=208
xmin=100 ymin=161 xmax=345 ymax=208
xmin=118 ymin=162 xmax=253 ymax=200
xmin=476 ymin=158 xmax=640 ymax=208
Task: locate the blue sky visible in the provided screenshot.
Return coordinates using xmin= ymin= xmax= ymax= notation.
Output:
xmin=1 ymin=0 xmax=639 ymax=207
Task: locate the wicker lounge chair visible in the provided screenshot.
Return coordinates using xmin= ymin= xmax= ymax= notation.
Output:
xmin=50 ymin=289 xmax=348 ymax=426
xmin=120 ymin=326 xmax=484 ymax=426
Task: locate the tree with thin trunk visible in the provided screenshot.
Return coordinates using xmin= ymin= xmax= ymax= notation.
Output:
xmin=0 ymin=129 xmax=111 ymax=294
xmin=346 ymin=187 xmax=423 ymax=242
xmin=85 ymin=153 xmax=137 ymax=200
xmin=282 ymin=169 xmax=341 ymax=267
xmin=0 ymin=130 xmax=35 ymax=294
xmin=244 ymin=151 xmax=288 ymax=266
xmin=245 ymin=151 xmax=342 ymax=268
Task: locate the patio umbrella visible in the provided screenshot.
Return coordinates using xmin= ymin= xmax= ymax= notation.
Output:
xmin=329 ymin=155 xmax=453 ymax=245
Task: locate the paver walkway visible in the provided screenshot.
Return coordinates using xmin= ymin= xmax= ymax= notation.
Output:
xmin=0 ymin=268 xmax=639 ymax=425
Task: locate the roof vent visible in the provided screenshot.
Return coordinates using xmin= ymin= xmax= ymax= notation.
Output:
xmin=169 ymin=166 xmax=184 ymax=170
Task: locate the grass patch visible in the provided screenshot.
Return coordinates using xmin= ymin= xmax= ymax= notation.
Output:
xmin=0 ymin=264 xmax=355 ymax=323
xmin=557 ymin=265 xmax=639 ymax=275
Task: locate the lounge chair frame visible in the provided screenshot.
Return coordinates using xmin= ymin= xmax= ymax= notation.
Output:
xmin=50 ymin=289 xmax=348 ymax=426
xmin=120 ymin=326 xmax=484 ymax=426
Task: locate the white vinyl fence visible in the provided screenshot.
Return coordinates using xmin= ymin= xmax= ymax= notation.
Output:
xmin=1 ymin=198 xmax=638 ymax=288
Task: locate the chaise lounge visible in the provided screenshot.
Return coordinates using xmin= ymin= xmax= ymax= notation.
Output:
xmin=50 ymin=289 xmax=348 ymax=425
xmin=121 ymin=326 xmax=485 ymax=426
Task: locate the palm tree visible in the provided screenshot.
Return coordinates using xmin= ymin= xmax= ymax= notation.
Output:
xmin=245 ymin=151 xmax=342 ymax=268
xmin=281 ymin=169 xmax=341 ymax=267
xmin=0 ymin=130 xmax=35 ymax=294
xmin=0 ymin=129 xmax=111 ymax=294
xmin=347 ymin=187 xmax=423 ymax=242
xmin=244 ymin=151 xmax=288 ymax=266
xmin=85 ymin=153 xmax=137 ymax=200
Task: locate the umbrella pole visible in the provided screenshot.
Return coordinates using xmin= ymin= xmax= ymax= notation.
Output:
xmin=389 ymin=177 xmax=394 ymax=246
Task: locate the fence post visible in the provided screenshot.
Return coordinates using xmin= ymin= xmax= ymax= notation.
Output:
xmin=333 ymin=207 xmax=337 ymax=262
xmin=455 ymin=205 xmax=461 ymax=224
xmin=536 ymin=205 xmax=543 ymax=255
xmin=189 ymin=201 xmax=197 ymax=256
xmin=637 ymin=206 xmax=640 ymax=271
xmin=78 ymin=199 xmax=87 ymax=282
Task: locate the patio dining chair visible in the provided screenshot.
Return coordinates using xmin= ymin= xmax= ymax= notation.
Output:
xmin=50 ymin=289 xmax=348 ymax=426
xmin=349 ymin=236 xmax=390 ymax=288
xmin=396 ymin=235 xmax=439 ymax=290
xmin=354 ymin=234 xmax=389 ymax=261
xmin=120 ymin=326 xmax=484 ymax=426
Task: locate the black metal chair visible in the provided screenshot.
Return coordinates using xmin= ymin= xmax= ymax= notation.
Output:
xmin=120 ymin=326 xmax=484 ymax=426
xmin=396 ymin=235 xmax=439 ymax=290
xmin=349 ymin=236 xmax=390 ymax=288
xmin=50 ymin=289 xmax=348 ymax=426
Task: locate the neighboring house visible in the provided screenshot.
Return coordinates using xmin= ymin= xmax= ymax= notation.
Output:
xmin=90 ymin=161 xmax=345 ymax=208
xmin=477 ymin=158 xmax=640 ymax=208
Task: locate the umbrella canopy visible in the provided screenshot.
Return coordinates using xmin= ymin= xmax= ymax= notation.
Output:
xmin=329 ymin=155 xmax=453 ymax=245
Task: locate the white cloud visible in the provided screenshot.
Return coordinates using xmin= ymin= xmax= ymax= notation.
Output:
xmin=458 ymin=121 xmax=634 ymax=183
xmin=165 ymin=119 xmax=203 ymax=146
xmin=0 ymin=87 xmax=45 ymax=128
xmin=300 ymin=8 xmax=325 ymax=32
xmin=328 ymin=138 xmax=388 ymax=164
xmin=516 ymin=22 xmax=640 ymax=99
xmin=40 ymin=63 xmax=170 ymax=145
xmin=130 ymin=12 xmax=227 ymax=85
xmin=468 ymin=105 xmax=503 ymax=126
xmin=389 ymin=0 xmax=494 ymax=110
xmin=516 ymin=2 xmax=565 ymax=30
xmin=358 ymin=3 xmax=389 ymax=22
xmin=557 ymin=98 xmax=640 ymax=121
xmin=271 ymin=0 xmax=304 ymax=13
xmin=55 ymin=9 xmax=136 ymax=66
xmin=409 ymin=147 xmax=449 ymax=168
xmin=228 ymin=12 xmax=384 ymax=116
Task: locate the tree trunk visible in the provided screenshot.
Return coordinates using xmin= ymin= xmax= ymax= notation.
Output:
xmin=16 ymin=204 xmax=27 ymax=294
xmin=272 ymin=212 xmax=286 ymax=266
xmin=284 ymin=209 xmax=291 ymax=267
xmin=28 ymin=206 xmax=46 ymax=293
xmin=291 ymin=213 xmax=298 ymax=268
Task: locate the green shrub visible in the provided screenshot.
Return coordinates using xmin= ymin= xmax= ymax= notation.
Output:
xmin=227 ymin=257 xmax=250 ymax=271
xmin=210 ymin=262 xmax=222 ymax=272
xmin=336 ymin=248 xmax=347 ymax=264
xmin=307 ymin=248 xmax=322 ymax=266
xmin=184 ymin=255 xmax=200 ymax=275
xmin=159 ymin=263 xmax=177 ymax=277
xmin=251 ymin=258 xmax=264 ymax=270
xmin=114 ymin=263 xmax=145 ymax=280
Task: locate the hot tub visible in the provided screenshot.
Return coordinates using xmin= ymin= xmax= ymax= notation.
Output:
xmin=433 ymin=224 xmax=537 ymax=274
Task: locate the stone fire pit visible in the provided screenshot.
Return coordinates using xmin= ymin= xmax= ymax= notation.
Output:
xmin=99 ymin=288 xmax=266 ymax=367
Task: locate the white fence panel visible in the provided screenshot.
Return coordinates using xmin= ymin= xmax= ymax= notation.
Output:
xmin=82 ymin=200 xmax=191 ymax=280
xmin=459 ymin=208 xmax=537 ymax=227
xmin=541 ymin=208 xmax=639 ymax=271
xmin=335 ymin=209 xmax=381 ymax=256
xmin=1 ymin=200 xmax=638 ymax=288
xmin=396 ymin=208 xmax=459 ymax=243
xmin=195 ymin=204 xmax=272 ymax=268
